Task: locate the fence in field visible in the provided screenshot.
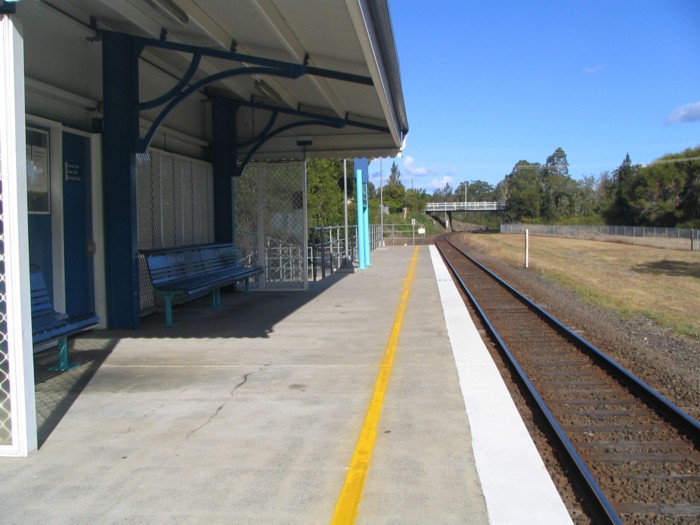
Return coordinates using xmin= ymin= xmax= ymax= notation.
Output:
xmin=500 ymin=223 xmax=700 ymax=252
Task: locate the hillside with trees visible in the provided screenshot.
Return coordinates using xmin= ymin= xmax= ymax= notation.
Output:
xmin=495 ymin=146 xmax=699 ymax=227
xmin=303 ymin=145 xmax=700 ymax=230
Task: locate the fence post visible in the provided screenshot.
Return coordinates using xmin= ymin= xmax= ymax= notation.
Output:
xmin=692 ymin=229 xmax=696 ymax=252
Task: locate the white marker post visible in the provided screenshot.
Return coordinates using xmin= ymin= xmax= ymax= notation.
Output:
xmin=524 ymin=229 xmax=529 ymax=268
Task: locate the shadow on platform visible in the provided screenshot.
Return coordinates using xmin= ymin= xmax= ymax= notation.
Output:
xmin=33 ymin=269 xmax=351 ymax=446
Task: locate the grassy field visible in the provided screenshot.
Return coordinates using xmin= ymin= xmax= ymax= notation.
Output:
xmin=459 ymin=233 xmax=700 ymax=340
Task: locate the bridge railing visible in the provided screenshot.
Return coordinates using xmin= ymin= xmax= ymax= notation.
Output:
xmin=425 ymin=201 xmax=506 ymax=212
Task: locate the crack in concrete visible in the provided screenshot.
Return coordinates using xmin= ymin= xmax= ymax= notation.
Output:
xmin=185 ymin=369 xmax=258 ymax=440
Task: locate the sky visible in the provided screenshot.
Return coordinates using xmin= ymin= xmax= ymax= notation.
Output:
xmin=375 ymin=0 xmax=700 ymax=193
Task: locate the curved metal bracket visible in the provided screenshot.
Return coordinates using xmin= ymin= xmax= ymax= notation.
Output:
xmin=139 ymin=51 xmax=203 ymax=110
xmin=237 ymin=108 xmax=279 ymax=148
xmin=116 ymin=31 xmax=380 ymax=162
xmin=236 ymin=119 xmax=344 ymax=176
xmin=137 ymin=65 xmax=298 ymax=152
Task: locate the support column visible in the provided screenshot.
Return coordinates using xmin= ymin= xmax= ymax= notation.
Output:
xmin=355 ymin=163 xmax=366 ymax=269
xmin=0 ymin=14 xmax=37 ymax=456
xmin=102 ymin=32 xmax=140 ymax=329
xmin=211 ymin=96 xmax=237 ymax=243
xmin=355 ymin=158 xmax=370 ymax=269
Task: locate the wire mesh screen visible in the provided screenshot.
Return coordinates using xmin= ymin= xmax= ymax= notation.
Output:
xmin=235 ymin=162 xmax=307 ymax=290
xmin=0 ymin=151 xmax=11 ymax=446
xmin=136 ymin=150 xmax=215 ymax=313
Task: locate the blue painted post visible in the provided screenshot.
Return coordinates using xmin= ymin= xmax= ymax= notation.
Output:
xmin=102 ymin=32 xmax=141 ymax=329
xmin=212 ymin=96 xmax=236 ymax=243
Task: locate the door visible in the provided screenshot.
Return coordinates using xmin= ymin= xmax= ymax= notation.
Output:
xmin=62 ymin=132 xmax=95 ymax=316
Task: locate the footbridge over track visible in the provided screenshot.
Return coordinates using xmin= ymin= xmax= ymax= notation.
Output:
xmin=426 ymin=202 xmax=506 ymax=212
xmin=425 ymin=202 xmax=506 ymax=230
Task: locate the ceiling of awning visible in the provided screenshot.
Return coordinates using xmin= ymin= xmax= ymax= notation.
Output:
xmin=20 ymin=0 xmax=408 ymax=161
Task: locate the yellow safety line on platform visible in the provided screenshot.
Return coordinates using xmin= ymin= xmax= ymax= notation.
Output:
xmin=330 ymin=246 xmax=420 ymax=525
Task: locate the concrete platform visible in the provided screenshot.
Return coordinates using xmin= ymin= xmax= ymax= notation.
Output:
xmin=0 ymin=246 xmax=570 ymax=524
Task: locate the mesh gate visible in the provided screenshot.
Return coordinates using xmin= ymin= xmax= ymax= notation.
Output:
xmin=235 ymin=162 xmax=307 ymax=290
xmin=136 ymin=149 xmax=215 ymax=314
xmin=0 ymin=150 xmax=10 ymax=446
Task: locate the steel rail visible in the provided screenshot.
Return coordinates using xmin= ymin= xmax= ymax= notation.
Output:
xmin=444 ymin=235 xmax=700 ymax=443
xmin=436 ymin=236 xmax=621 ymax=524
xmin=437 ymin=233 xmax=700 ymax=523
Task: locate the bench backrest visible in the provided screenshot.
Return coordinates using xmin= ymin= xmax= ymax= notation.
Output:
xmin=200 ymin=244 xmax=240 ymax=274
xmin=143 ymin=243 xmax=241 ymax=286
xmin=31 ymin=271 xmax=57 ymax=321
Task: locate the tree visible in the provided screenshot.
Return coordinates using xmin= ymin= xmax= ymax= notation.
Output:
xmin=382 ymin=161 xmax=406 ymax=212
xmin=573 ymin=175 xmax=597 ymax=217
xmin=540 ymin=148 xmax=575 ymax=220
xmin=387 ymin=161 xmax=402 ymax=186
xmin=504 ymin=161 xmax=541 ymax=221
xmin=404 ymin=188 xmax=429 ymax=212
xmin=455 ymin=180 xmax=495 ymax=202
xmin=656 ymin=146 xmax=700 ymax=227
xmin=485 ymin=144 xmax=700 ymax=227
xmin=545 ymin=147 xmax=569 ymax=178
xmin=595 ymin=171 xmax=617 ymax=216
xmin=604 ymin=154 xmax=639 ymax=224
xmin=630 ymin=162 xmax=685 ymax=226
xmin=366 ymin=180 xmax=377 ymax=200
xmin=306 ymin=158 xmax=345 ymax=228
xmin=623 ymin=147 xmax=700 ymax=227
xmin=432 ymin=182 xmax=453 ymax=201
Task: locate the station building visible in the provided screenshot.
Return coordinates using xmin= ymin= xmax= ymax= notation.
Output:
xmin=0 ymin=0 xmax=408 ymax=456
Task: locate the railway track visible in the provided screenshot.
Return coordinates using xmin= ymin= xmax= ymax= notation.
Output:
xmin=435 ymin=233 xmax=700 ymax=524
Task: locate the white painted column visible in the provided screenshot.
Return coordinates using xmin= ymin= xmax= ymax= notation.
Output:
xmin=0 ymin=14 xmax=38 ymax=456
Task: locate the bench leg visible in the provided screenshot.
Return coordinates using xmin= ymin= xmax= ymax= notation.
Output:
xmin=245 ymin=277 xmax=251 ymax=294
xmin=211 ymin=289 xmax=221 ymax=308
xmin=49 ymin=336 xmax=79 ymax=372
xmin=164 ymin=296 xmax=174 ymax=327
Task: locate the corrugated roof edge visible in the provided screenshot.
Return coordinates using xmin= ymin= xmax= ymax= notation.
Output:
xmin=366 ymin=0 xmax=409 ymax=138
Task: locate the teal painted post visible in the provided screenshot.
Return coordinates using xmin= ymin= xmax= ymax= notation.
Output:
xmin=212 ymin=289 xmax=221 ymax=308
xmin=355 ymin=166 xmax=366 ymax=269
xmin=363 ymin=169 xmax=371 ymax=266
xmin=48 ymin=337 xmax=79 ymax=372
xmin=164 ymin=296 xmax=174 ymax=327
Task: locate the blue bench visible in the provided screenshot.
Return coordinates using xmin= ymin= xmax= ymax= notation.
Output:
xmin=141 ymin=243 xmax=263 ymax=326
xmin=31 ymin=271 xmax=100 ymax=372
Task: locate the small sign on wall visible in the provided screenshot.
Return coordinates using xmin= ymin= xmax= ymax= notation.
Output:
xmin=64 ymin=161 xmax=81 ymax=182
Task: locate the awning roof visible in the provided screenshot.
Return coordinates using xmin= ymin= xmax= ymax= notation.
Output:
xmin=26 ymin=0 xmax=408 ymax=161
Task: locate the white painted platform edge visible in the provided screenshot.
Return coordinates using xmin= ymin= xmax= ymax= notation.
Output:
xmin=429 ymin=246 xmax=573 ymax=525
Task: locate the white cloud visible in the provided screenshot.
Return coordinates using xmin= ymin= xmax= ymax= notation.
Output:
xmin=429 ymin=175 xmax=454 ymax=190
xmin=667 ymin=101 xmax=700 ymax=124
xmin=583 ymin=65 xmax=605 ymax=75
xmin=402 ymin=156 xmax=432 ymax=176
